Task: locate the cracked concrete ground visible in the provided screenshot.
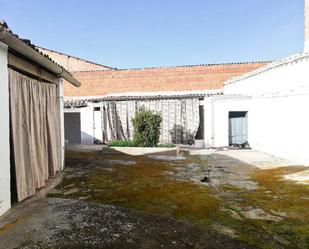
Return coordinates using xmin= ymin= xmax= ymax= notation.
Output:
xmin=0 ymin=147 xmax=308 ymax=249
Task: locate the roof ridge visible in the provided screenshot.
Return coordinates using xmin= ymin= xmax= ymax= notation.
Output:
xmin=35 ymin=46 xmax=116 ymax=70
xmin=118 ymin=61 xmax=272 ymax=71
xmin=71 ymin=60 xmax=271 ymax=73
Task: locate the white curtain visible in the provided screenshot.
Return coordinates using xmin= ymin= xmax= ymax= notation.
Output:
xmin=102 ymin=98 xmax=200 ymax=144
xmin=9 ymin=69 xmax=61 ymax=202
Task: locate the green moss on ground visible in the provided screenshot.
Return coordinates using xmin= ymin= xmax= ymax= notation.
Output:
xmin=52 ymin=150 xmax=220 ymax=225
xmin=49 ymin=150 xmax=309 ymax=249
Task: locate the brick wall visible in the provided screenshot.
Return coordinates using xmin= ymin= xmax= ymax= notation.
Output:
xmin=37 ymin=47 xmax=112 ymax=72
xmin=64 ymin=62 xmax=269 ymax=97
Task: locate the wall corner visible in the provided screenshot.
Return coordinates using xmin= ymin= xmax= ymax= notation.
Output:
xmin=0 ymin=42 xmax=11 ymax=217
xmin=57 ymin=78 xmax=65 ymax=171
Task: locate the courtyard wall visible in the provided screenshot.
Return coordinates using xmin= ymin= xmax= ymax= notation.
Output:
xmin=64 ymin=62 xmax=268 ymax=97
xmin=0 ymin=42 xmax=11 ymax=216
xmin=205 ymin=54 xmax=309 ymax=164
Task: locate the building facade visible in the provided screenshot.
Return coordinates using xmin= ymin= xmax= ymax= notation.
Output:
xmin=203 ymin=0 xmax=309 ymax=164
xmin=0 ymin=22 xmax=80 ymax=217
xmin=64 ymin=91 xmax=221 ymax=146
xmin=40 ymin=48 xmax=267 ymax=146
xmin=61 ymin=62 xmax=267 ymax=146
xmin=205 ymin=52 xmax=309 ymax=164
xmin=38 ymin=1 xmax=309 ymax=166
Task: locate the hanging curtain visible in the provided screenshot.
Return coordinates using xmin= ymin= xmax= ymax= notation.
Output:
xmin=102 ymin=101 xmax=136 ymax=143
xmin=101 ymin=98 xmax=200 ymax=145
xmin=9 ymin=69 xmax=61 ymax=202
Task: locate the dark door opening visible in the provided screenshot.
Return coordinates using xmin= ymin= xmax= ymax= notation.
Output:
xmin=229 ymin=111 xmax=248 ymax=146
xmin=9 ymin=115 xmax=18 ymax=205
xmin=64 ymin=112 xmax=81 ymax=144
xmin=195 ymin=105 xmax=204 ymax=140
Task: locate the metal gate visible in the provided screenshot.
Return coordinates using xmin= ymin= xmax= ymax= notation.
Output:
xmin=229 ymin=111 xmax=248 ymax=145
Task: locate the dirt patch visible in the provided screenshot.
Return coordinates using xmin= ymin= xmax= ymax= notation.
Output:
xmin=1 ymin=198 xmax=255 ymax=249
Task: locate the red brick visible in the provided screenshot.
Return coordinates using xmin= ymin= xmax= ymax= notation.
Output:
xmin=64 ymin=62 xmax=268 ymax=97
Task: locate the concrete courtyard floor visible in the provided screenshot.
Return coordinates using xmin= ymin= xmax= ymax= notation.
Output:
xmin=0 ymin=147 xmax=308 ymax=249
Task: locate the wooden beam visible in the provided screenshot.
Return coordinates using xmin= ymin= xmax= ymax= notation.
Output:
xmin=8 ymin=52 xmax=58 ymax=84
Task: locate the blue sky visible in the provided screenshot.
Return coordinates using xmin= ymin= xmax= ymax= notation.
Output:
xmin=0 ymin=0 xmax=305 ymax=68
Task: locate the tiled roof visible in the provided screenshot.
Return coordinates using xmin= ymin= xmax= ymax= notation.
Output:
xmin=72 ymin=61 xmax=271 ymax=73
xmin=117 ymin=61 xmax=271 ymax=71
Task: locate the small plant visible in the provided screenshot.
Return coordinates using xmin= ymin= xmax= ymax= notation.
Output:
xmin=132 ymin=107 xmax=162 ymax=147
xmin=108 ymin=140 xmax=137 ymax=147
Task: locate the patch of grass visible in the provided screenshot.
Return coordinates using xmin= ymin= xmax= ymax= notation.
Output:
xmin=108 ymin=140 xmax=137 ymax=147
xmin=108 ymin=140 xmax=176 ymax=148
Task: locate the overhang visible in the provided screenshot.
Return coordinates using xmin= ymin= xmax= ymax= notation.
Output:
xmin=0 ymin=20 xmax=81 ymax=87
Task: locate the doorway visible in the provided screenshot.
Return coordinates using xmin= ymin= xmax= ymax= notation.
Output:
xmin=64 ymin=112 xmax=81 ymax=144
xmin=229 ymin=111 xmax=248 ymax=146
xmin=93 ymin=107 xmax=103 ymax=144
xmin=195 ymin=105 xmax=204 ymax=140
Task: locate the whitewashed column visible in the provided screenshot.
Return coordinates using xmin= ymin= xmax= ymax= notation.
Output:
xmin=57 ymin=78 xmax=65 ymax=170
xmin=0 ymin=42 xmax=11 ymax=216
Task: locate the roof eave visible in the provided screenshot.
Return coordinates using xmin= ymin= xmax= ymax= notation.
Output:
xmin=0 ymin=22 xmax=81 ymax=87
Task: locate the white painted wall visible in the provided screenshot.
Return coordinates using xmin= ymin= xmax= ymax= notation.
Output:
xmin=248 ymin=93 xmax=309 ymax=164
xmin=64 ymin=104 xmax=94 ymax=144
xmin=204 ymin=96 xmax=251 ymax=148
xmin=207 ymin=54 xmax=309 ymax=165
xmin=225 ymin=56 xmax=309 ymax=96
xmin=93 ymin=104 xmax=103 ymax=143
xmin=0 ymin=42 xmax=11 ymax=217
xmin=57 ymin=79 xmax=65 ymax=170
xmin=80 ymin=104 xmax=95 ymax=144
